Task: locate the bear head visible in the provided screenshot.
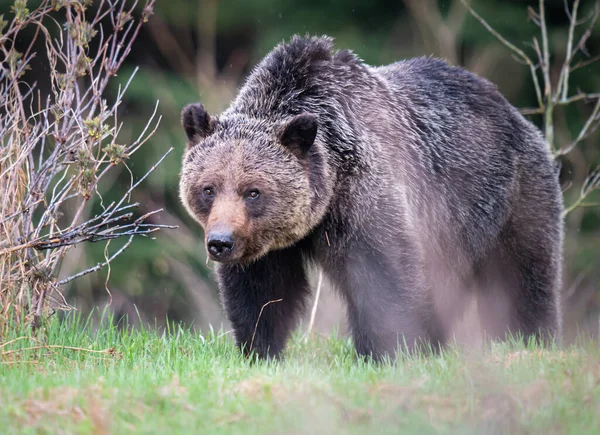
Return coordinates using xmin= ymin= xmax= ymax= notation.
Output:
xmin=179 ymin=103 xmax=333 ymax=264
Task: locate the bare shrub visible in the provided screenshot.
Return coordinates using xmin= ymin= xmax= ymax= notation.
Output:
xmin=461 ymin=0 xmax=600 ymax=214
xmin=0 ymin=0 xmax=173 ymax=337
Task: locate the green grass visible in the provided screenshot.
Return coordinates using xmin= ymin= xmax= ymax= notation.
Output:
xmin=1 ymin=312 xmax=599 ymax=434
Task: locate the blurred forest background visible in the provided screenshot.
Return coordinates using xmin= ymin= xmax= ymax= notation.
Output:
xmin=3 ymin=0 xmax=599 ymax=340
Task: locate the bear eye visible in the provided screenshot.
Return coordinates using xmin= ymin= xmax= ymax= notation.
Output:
xmin=246 ymin=189 xmax=260 ymax=200
xmin=203 ymin=187 xmax=215 ymax=198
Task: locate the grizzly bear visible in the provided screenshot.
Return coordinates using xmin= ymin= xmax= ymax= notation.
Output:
xmin=179 ymin=35 xmax=563 ymax=361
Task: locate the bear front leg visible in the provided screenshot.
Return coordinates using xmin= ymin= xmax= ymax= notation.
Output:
xmin=216 ymin=246 xmax=310 ymax=359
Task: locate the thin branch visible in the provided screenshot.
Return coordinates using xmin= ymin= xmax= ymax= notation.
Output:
xmin=558 ymin=92 xmax=600 ymax=105
xmin=557 ymin=0 xmax=580 ymax=101
xmin=306 ymin=270 xmax=324 ymax=340
xmin=563 ymin=167 xmax=600 ymax=216
xmin=460 ymin=0 xmax=544 ymax=109
xmin=570 ymin=54 xmax=600 ymax=72
xmin=56 ymin=235 xmax=135 ymax=285
xmin=101 ymin=147 xmax=173 ymax=225
xmin=249 ymin=299 xmax=283 ymax=355
xmin=572 ymin=2 xmax=600 ymax=59
xmin=556 ymin=97 xmax=600 ymax=156
xmin=539 ymin=0 xmax=555 ymax=150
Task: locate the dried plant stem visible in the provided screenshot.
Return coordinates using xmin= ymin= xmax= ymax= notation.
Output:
xmin=538 ymin=0 xmax=555 ymax=150
xmin=557 ymin=0 xmax=580 ymax=101
xmin=306 ymin=270 xmax=324 ymax=340
xmin=249 ymin=299 xmax=283 ymax=355
xmin=459 ymin=0 xmax=543 ymax=109
xmin=556 ymin=97 xmax=600 ymax=156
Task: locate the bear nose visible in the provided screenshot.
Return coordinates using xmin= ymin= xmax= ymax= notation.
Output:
xmin=207 ymin=232 xmax=235 ymax=258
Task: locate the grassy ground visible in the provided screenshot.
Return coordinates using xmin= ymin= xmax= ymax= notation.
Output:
xmin=1 ymin=313 xmax=599 ymax=434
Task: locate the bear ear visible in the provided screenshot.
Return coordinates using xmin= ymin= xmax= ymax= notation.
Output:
xmin=278 ymin=113 xmax=318 ymax=159
xmin=181 ymin=103 xmax=215 ymax=143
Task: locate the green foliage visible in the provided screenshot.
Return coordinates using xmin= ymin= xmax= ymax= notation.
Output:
xmin=10 ymin=0 xmax=29 ymax=23
xmin=102 ymin=143 xmax=127 ymax=165
xmin=67 ymin=20 xmax=97 ymax=48
xmin=0 ymin=14 xmax=8 ymax=35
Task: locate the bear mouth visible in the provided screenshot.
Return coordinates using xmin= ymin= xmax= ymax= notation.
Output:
xmin=205 ymin=239 xmax=256 ymax=264
xmin=206 ymin=242 xmax=268 ymax=265
xmin=207 ymin=251 xmax=242 ymax=263
xmin=206 ymin=244 xmax=242 ymax=263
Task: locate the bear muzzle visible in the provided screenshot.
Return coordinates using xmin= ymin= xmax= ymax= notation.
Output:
xmin=205 ymin=226 xmax=247 ymax=263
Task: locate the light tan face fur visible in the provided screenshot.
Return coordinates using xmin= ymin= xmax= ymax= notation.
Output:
xmin=180 ymin=136 xmax=314 ymax=263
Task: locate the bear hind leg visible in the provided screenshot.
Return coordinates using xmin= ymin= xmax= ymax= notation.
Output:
xmin=339 ymin=252 xmax=442 ymax=362
xmin=475 ymin=226 xmax=562 ymax=346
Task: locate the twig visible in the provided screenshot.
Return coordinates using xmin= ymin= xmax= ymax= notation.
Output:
xmin=101 ymin=147 xmax=173 ymax=225
xmin=0 ymin=335 xmax=118 ymax=365
xmin=1 ymin=345 xmax=116 ymax=357
xmin=556 ymin=97 xmax=600 ymax=156
xmin=460 ymin=0 xmax=544 ymax=110
xmin=558 ymin=92 xmax=600 ymax=105
xmin=563 ymin=166 xmax=600 ymax=216
xmin=306 ymin=270 xmax=324 ymax=341
xmin=248 ymin=299 xmax=283 ymax=354
xmin=557 ymin=0 xmax=580 ymax=101
xmin=570 ymin=54 xmax=600 ymax=72
xmin=539 ymin=1 xmax=557 ymax=150
xmin=56 ymin=235 xmax=135 ymax=285
xmin=32 ymin=286 xmax=46 ymax=330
